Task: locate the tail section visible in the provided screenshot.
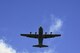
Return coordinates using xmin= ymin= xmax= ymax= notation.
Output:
xmin=33 ymin=45 xmax=48 ymax=48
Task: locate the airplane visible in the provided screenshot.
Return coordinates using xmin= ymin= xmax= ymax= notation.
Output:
xmin=20 ymin=26 xmax=61 ymax=48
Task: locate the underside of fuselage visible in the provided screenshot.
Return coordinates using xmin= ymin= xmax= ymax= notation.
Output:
xmin=38 ymin=27 xmax=43 ymax=45
xmin=33 ymin=26 xmax=48 ymax=48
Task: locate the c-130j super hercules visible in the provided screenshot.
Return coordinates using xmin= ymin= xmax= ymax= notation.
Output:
xmin=21 ymin=26 xmax=61 ymax=48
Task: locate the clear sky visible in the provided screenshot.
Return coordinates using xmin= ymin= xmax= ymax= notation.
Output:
xmin=0 ymin=0 xmax=80 ymax=53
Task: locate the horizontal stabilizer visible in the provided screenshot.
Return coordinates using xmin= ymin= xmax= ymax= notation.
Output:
xmin=33 ymin=45 xmax=48 ymax=48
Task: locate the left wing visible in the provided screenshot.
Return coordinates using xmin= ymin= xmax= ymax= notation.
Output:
xmin=21 ymin=34 xmax=38 ymax=38
xmin=43 ymin=34 xmax=61 ymax=39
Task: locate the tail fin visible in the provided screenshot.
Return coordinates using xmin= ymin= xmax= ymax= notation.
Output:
xmin=33 ymin=45 xmax=48 ymax=48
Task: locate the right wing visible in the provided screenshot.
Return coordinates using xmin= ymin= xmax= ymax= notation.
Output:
xmin=43 ymin=34 xmax=61 ymax=39
xmin=21 ymin=34 xmax=38 ymax=38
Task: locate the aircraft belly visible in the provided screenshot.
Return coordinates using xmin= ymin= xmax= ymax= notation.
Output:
xmin=38 ymin=37 xmax=43 ymax=45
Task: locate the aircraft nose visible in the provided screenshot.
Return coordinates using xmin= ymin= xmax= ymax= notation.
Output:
xmin=39 ymin=26 xmax=42 ymax=29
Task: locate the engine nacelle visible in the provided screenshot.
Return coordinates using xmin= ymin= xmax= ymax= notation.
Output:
xmin=45 ymin=32 xmax=47 ymax=34
xmin=50 ymin=32 xmax=52 ymax=34
xmin=30 ymin=32 xmax=32 ymax=34
xmin=35 ymin=32 xmax=37 ymax=34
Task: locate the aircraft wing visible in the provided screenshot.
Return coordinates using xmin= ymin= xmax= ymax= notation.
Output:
xmin=43 ymin=34 xmax=61 ymax=39
xmin=21 ymin=34 xmax=38 ymax=38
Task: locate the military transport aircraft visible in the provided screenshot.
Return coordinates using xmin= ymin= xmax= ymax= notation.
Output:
xmin=20 ymin=26 xmax=61 ymax=48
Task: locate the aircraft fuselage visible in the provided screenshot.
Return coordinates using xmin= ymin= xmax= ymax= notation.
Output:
xmin=21 ymin=26 xmax=61 ymax=48
xmin=38 ymin=26 xmax=43 ymax=45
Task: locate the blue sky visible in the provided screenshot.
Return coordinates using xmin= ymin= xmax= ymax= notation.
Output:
xmin=0 ymin=0 xmax=80 ymax=53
